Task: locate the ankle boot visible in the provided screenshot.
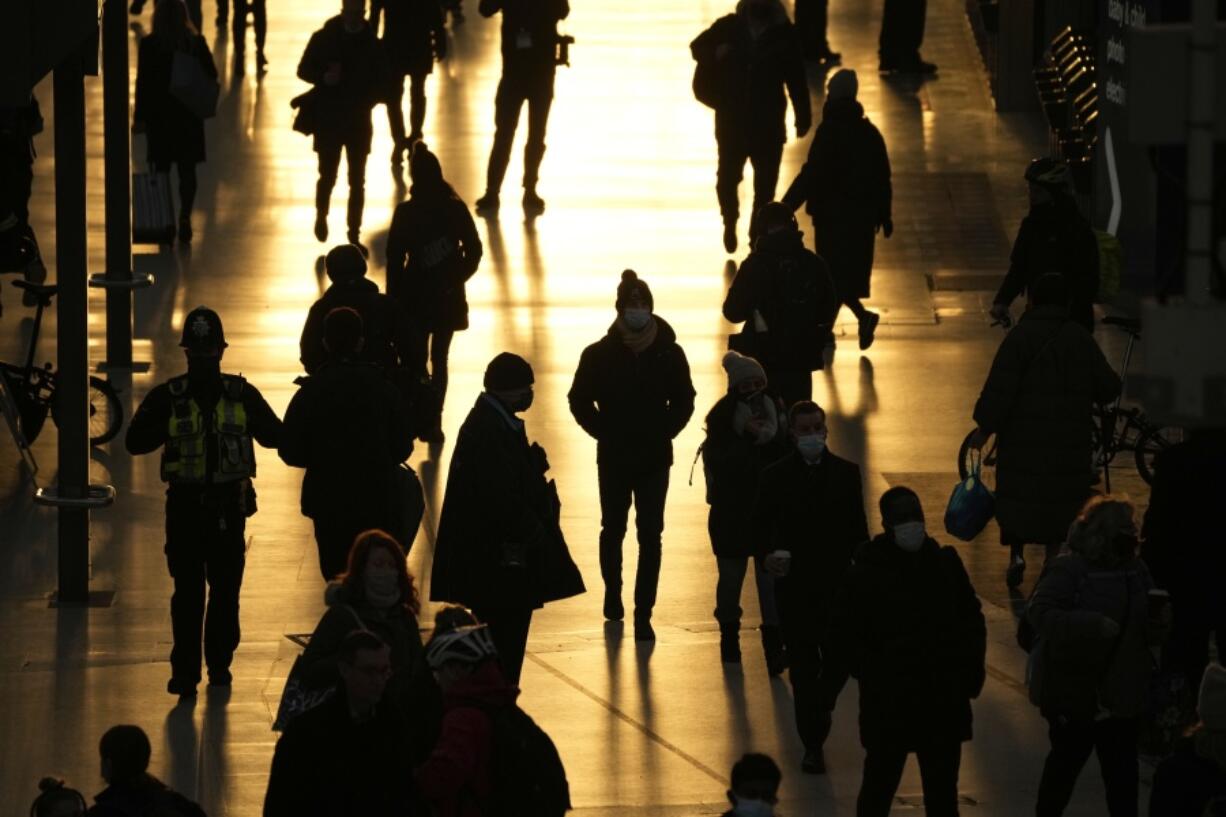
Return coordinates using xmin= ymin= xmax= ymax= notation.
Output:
xmin=761 ymin=625 xmax=787 ymax=676
xmin=719 ymin=621 xmax=741 ymax=664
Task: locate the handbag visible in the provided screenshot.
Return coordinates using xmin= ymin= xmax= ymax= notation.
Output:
xmin=290 ymin=88 xmax=322 ymax=136
xmin=272 ymin=604 xmax=365 ymax=731
xmin=943 ymin=450 xmax=995 ymax=541
xmin=169 ymin=49 xmax=219 ymax=120
xmin=132 ymin=171 xmax=176 ymax=244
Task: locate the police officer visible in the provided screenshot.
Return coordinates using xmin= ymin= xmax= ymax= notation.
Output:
xmin=126 ymin=307 xmax=282 ymax=697
xmin=472 ymin=0 xmax=570 ymax=216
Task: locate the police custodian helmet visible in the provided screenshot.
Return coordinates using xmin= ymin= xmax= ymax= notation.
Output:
xmin=179 ymin=306 xmax=228 ymax=351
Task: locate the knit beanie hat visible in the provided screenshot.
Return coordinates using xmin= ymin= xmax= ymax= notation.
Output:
xmin=615 ymin=269 xmax=654 ymax=312
xmin=827 ymin=68 xmax=858 ymax=102
xmin=483 ymin=352 xmax=534 ymax=391
xmin=1200 ymin=663 xmax=1226 ymax=730
xmin=723 ymin=351 xmax=767 ymax=389
xmin=410 ymin=142 xmax=444 ymax=188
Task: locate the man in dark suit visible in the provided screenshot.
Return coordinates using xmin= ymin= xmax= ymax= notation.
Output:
xmin=754 ymin=400 xmax=868 ymax=775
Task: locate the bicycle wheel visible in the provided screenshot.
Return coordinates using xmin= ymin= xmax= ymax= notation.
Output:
xmin=88 ymin=376 xmax=124 ymax=446
xmin=1134 ymin=425 xmax=1184 ymax=485
xmin=958 ymin=429 xmax=998 ymax=493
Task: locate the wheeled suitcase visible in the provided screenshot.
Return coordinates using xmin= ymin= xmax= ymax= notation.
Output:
xmin=132 ymin=171 xmax=176 ymax=244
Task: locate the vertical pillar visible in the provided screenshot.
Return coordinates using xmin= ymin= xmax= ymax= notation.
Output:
xmin=54 ymin=52 xmax=90 ymax=605
xmin=102 ymin=0 xmax=133 ymax=367
xmin=1185 ymin=0 xmax=1216 ymax=305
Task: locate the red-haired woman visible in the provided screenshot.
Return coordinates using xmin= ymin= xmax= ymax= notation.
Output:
xmin=299 ymin=529 xmax=440 ymax=759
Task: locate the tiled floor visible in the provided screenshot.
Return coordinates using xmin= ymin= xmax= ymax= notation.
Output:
xmin=0 ymin=0 xmax=1145 ymax=814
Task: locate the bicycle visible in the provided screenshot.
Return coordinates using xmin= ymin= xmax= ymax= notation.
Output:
xmin=0 ymin=280 xmax=124 ymax=447
xmin=958 ymin=314 xmax=1182 ymax=491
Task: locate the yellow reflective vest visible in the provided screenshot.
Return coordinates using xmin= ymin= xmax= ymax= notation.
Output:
xmin=160 ymin=374 xmax=256 ymax=484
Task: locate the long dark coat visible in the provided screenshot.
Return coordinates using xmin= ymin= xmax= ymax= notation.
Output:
xmin=973 ymin=305 xmax=1121 ymax=544
xmin=783 ymin=98 xmax=891 ymax=299
xmin=386 ymin=183 xmax=483 ymax=332
xmin=133 ymin=34 xmax=217 ymax=166
xmin=296 ymin=17 xmax=392 ymax=150
xmin=567 ymin=317 xmax=696 ymax=473
xmin=833 ymin=534 xmax=987 ymax=751
xmin=372 ymin=0 xmax=445 ymax=77
xmin=702 ymin=391 xmax=790 ymax=558
xmin=431 ymin=396 xmax=585 ymax=610
xmin=299 ymin=278 xmax=414 ymax=374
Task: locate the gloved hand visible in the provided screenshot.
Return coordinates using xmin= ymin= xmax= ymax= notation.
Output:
xmin=881 ymin=218 xmax=894 ymax=238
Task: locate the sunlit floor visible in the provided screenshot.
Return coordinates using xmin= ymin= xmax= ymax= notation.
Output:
xmin=0 ymin=0 xmax=1154 ymax=813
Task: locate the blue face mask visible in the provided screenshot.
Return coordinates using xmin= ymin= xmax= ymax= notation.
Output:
xmin=893 ymin=521 xmax=926 ymax=552
xmin=796 ymin=432 xmax=826 ymax=461
xmin=622 ymin=308 xmax=652 ymax=331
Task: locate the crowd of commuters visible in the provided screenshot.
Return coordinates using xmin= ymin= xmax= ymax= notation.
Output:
xmin=14 ymin=0 xmax=1226 ymax=816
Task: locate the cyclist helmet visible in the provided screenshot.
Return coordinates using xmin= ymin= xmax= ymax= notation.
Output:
xmin=426 ymin=624 xmax=498 ymax=669
xmin=1024 ymin=157 xmax=1073 ymax=192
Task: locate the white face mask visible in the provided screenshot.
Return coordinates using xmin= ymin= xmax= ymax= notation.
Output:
xmin=893 ymin=521 xmax=926 ymax=552
xmin=622 ymin=308 xmax=652 ymax=331
xmin=796 ymin=432 xmax=826 ymax=461
xmin=733 ymin=798 xmax=774 ymax=817
xmin=365 ymin=568 xmax=400 ymax=603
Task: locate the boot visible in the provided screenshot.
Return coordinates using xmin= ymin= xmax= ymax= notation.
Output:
xmin=719 ymin=621 xmax=741 ymax=664
xmin=761 ymin=625 xmax=787 ymax=676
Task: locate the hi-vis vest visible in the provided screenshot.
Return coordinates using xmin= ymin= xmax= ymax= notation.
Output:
xmin=160 ymin=374 xmax=256 ymax=484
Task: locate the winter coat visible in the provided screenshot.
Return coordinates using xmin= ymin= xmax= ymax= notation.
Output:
xmin=432 ymin=395 xmax=585 ymax=609
xmin=264 ymin=688 xmax=417 ymax=817
xmin=995 ymin=198 xmax=1100 ymax=331
xmin=279 ymin=359 xmax=415 ymax=521
xmin=89 ymin=775 xmax=205 ymax=817
xmin=690 ymin=5 xmax=810 ymax=146
xmin=386 ymin=184 xmax=484 ymax=333
xmin=567 ymin=317 xmax=696 ymax=473
xmin=722 ymin=229 xmax=840 ymax=372
xmin=1149 ymin=735 xmax=1226 ymax=817
xmin=296 ymin=17 xmax=392 ymax=149
xmin=832 ymin=534 xmax=987 ymax=751
xmin=972 ymin=305 xmax=1121 ymax=544
xmin=752 ymin=449 xmax=869 ymax=629
xmin=298 ymin=581 xmax=441 ymax=762
xmin=782 ymin=98 xmax=891 ymax=299
xmin=415 ymin=661 xmax=518 ymax=817
xmin=702 ymin=391 xmax=790 ymax=558
xmin=372 ymin=0 xmax=444 ymax=78
xmin=481 ymin=0 xmax=569 ymax=76
xmin=300 ymin=278 xmax=414 ymax=374
xmin=134 ymin=34 xmax=217 ymax=166
xmin=1026 ymin=552 xmax=1155 ymax=719
xmin=1141 ymin=436 xmax=1226 ymax=614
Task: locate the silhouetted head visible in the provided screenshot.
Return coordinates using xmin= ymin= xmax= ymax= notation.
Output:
xmin=826 ymin=68 xmax=858 ymax=102
xmin=410 ymin=142 xmax=445 ymax=189
xmin=179 ymin=306 xmax=226 ymax=374
xmin=323 ymin=306 xmax=364 ymax=360
xmin=723 ymin=351 xmax=767 ymax=396
xmin=737 ymin=0 xmax=782 ymax=23
xmin=615 ymin=269 xmax=654 ymax=313
xmin=338 ymin=630 xmax=392 ymax=714
xmin=483 ymin=352 xmax=534 ymax=413
xmin=337 ymin=529 xmax=419 ymax=613
xmin=788 ymin=401 xmax=828 ymax=462
xmin=325 ymin=244 xmax=368 ymax=283
xmin=1025 ymin=157 xmax=1073 ymax=205
xmin=341 ymin=0 xmax=366 ymax=29
xmin=727 ymin=753 xmax=782 ymax=815
xmin=1067 ymin=496 xmax=1138 ymax=568
xmin=1027 ymin=272 xmax=1069 ymax=308
xmin=30 ymin=778 xmax=87 ymax=817
xmin=880 ymin=486 xmax=928 ymax=552
xmin=755 ymin=202 xmax=798 ymax=238
xmin=151 ymin=0 xmax=196 ymax=46
xmin=98 ymin=725 xmax=151 ymax=786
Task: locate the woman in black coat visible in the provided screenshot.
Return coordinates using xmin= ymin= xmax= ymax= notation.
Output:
xmin=372 ymin=0 xmax=446 ymax=163
xmin=702 ymin=351 xmax=789 ymax=670
xmin=385 ymin=144 xmax=483 ymax=441
xmin=133 ymin=0 xmax=217 ymax=243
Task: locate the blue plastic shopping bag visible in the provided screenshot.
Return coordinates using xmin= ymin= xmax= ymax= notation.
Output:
xmin=944 ymin=453 xmax=996 ymax=541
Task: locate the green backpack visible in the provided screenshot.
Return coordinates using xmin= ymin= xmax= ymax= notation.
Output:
xmin=1095 ymin=230 xmax=1123 ymax=302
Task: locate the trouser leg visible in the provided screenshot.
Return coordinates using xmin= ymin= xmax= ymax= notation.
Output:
xmin=252 ymin=0 xmax=267 ymax=54
xmin=408 ymin=73 xmax=428 ymax=138
xmin=714 ymin=554 xmax=749 ymax=625
xmin=177 ymin=162 xmax=198 ymax=216
xmin=1094 ymin=718 xmax=1139 ymax=817
xmin=845 ymin=297 xmax=868 ymax=319
xmin=916 ymin=741 xmax=963 ymax=817
xmin=166 ymin=527 xmax=207 ymax=684
xmin=631 ymin=467 xmax=670 ymax=618
xmin=597 ymin=460 xmax=633 ymax=600
xmin=315 ymin=143 xmax=343 ymax=217
xmin=429 ymin=329 xmax=454 ymax=408
xmin=486 ymin=76 xmax=527 ymax=195
xmin=312 ymin=515 xmax=359 ymax=580
xmin=781 ymin=610 xmax=825 ymax=750
xmin=388 ymin=75 xmax=408 ymax=148
xmin=747 ymin=139 xmax=784 ymax=241
xmin=856 ymin=746 xmax=909 ymax=817
xmin=203 ymin=517 xmax=247 ymax=676
xmin=815 ymin=634 xmax=849 ymax=722
xmin=715 ymin=131 xmax=748 ymax=226
xmin=522 ymin=75 xmax=555 ymax=191
xmin=752 ymin=556 xmax=779 ymax=626
xmin=473 ymin=604 xmax=533 ymax=686
xmin=1036 ymin=716 xmax=1097 ymax=817
xmin=231 ymin=0 xmax=248 ymax=50
xmin=344 ymin=136 xmax=370 ymax=235
xmin=406 ymin=322 xmax=430 ymax=378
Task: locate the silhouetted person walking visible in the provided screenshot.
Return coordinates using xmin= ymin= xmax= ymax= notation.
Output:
xmin=134 ymin=0 xmax=217 ymax=244
xmin=783 ymin=69 xmax=892 ymax=352
xmin=878 ymin=0 xmax=935 ymax=74
xmin=723 ymin=202 xmax=839 ymax=407
xmin=690 ymin=0 xmax=810 ymax=254
xmin=372 ymin=0 xmax=446 ymax=164
xmin=386 ymin=143 xmax=483 ymax=441
xmin=473 ymin=0 xmax=570 ymax=216
xmin=125 ymin=308 xmax=282 ymax=697
xmin=230 ymin=0 xmax=270 ymax=75
xmin=793 ymin=0 xmax=839 ymax=65
xmin=299 ymin=0 xmax=392 ymax=251
xmin=89 ymin=726 xmax=205 ymax=817
xmin=568 ymin=271 xmax=696 ymax=641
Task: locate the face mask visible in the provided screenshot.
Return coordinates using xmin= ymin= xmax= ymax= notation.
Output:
xmin=364 ymin=568 xmax=400 ymax=604
xmin=508 ymin=389 xmax=534 ymax=413
xmin=733 ymin=799 xmax=774 ymax=817
xmin=622 ymin=308 xmax=652 ymax=331
xmin=796 ymin=432 xmax=826 ymax=461
xmin=894 ymin=521 xmax=926 ymax=552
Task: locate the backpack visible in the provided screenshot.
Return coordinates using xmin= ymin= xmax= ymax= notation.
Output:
xmin=485 ymin=704 xmax=571 ymax=817
xmin=762 ymin=253 xmax=828 ymax=370
xmin=1094 ymin=229 xmax=1123 ymax=301
xmin=692 ymin=58 xmax=721 ymax=108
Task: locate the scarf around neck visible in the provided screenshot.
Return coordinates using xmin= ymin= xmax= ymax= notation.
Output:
xmin=732 ymin=392 xmax=779 ymax=443
xmin=616 ymin=316 xmax=658 ymax=355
